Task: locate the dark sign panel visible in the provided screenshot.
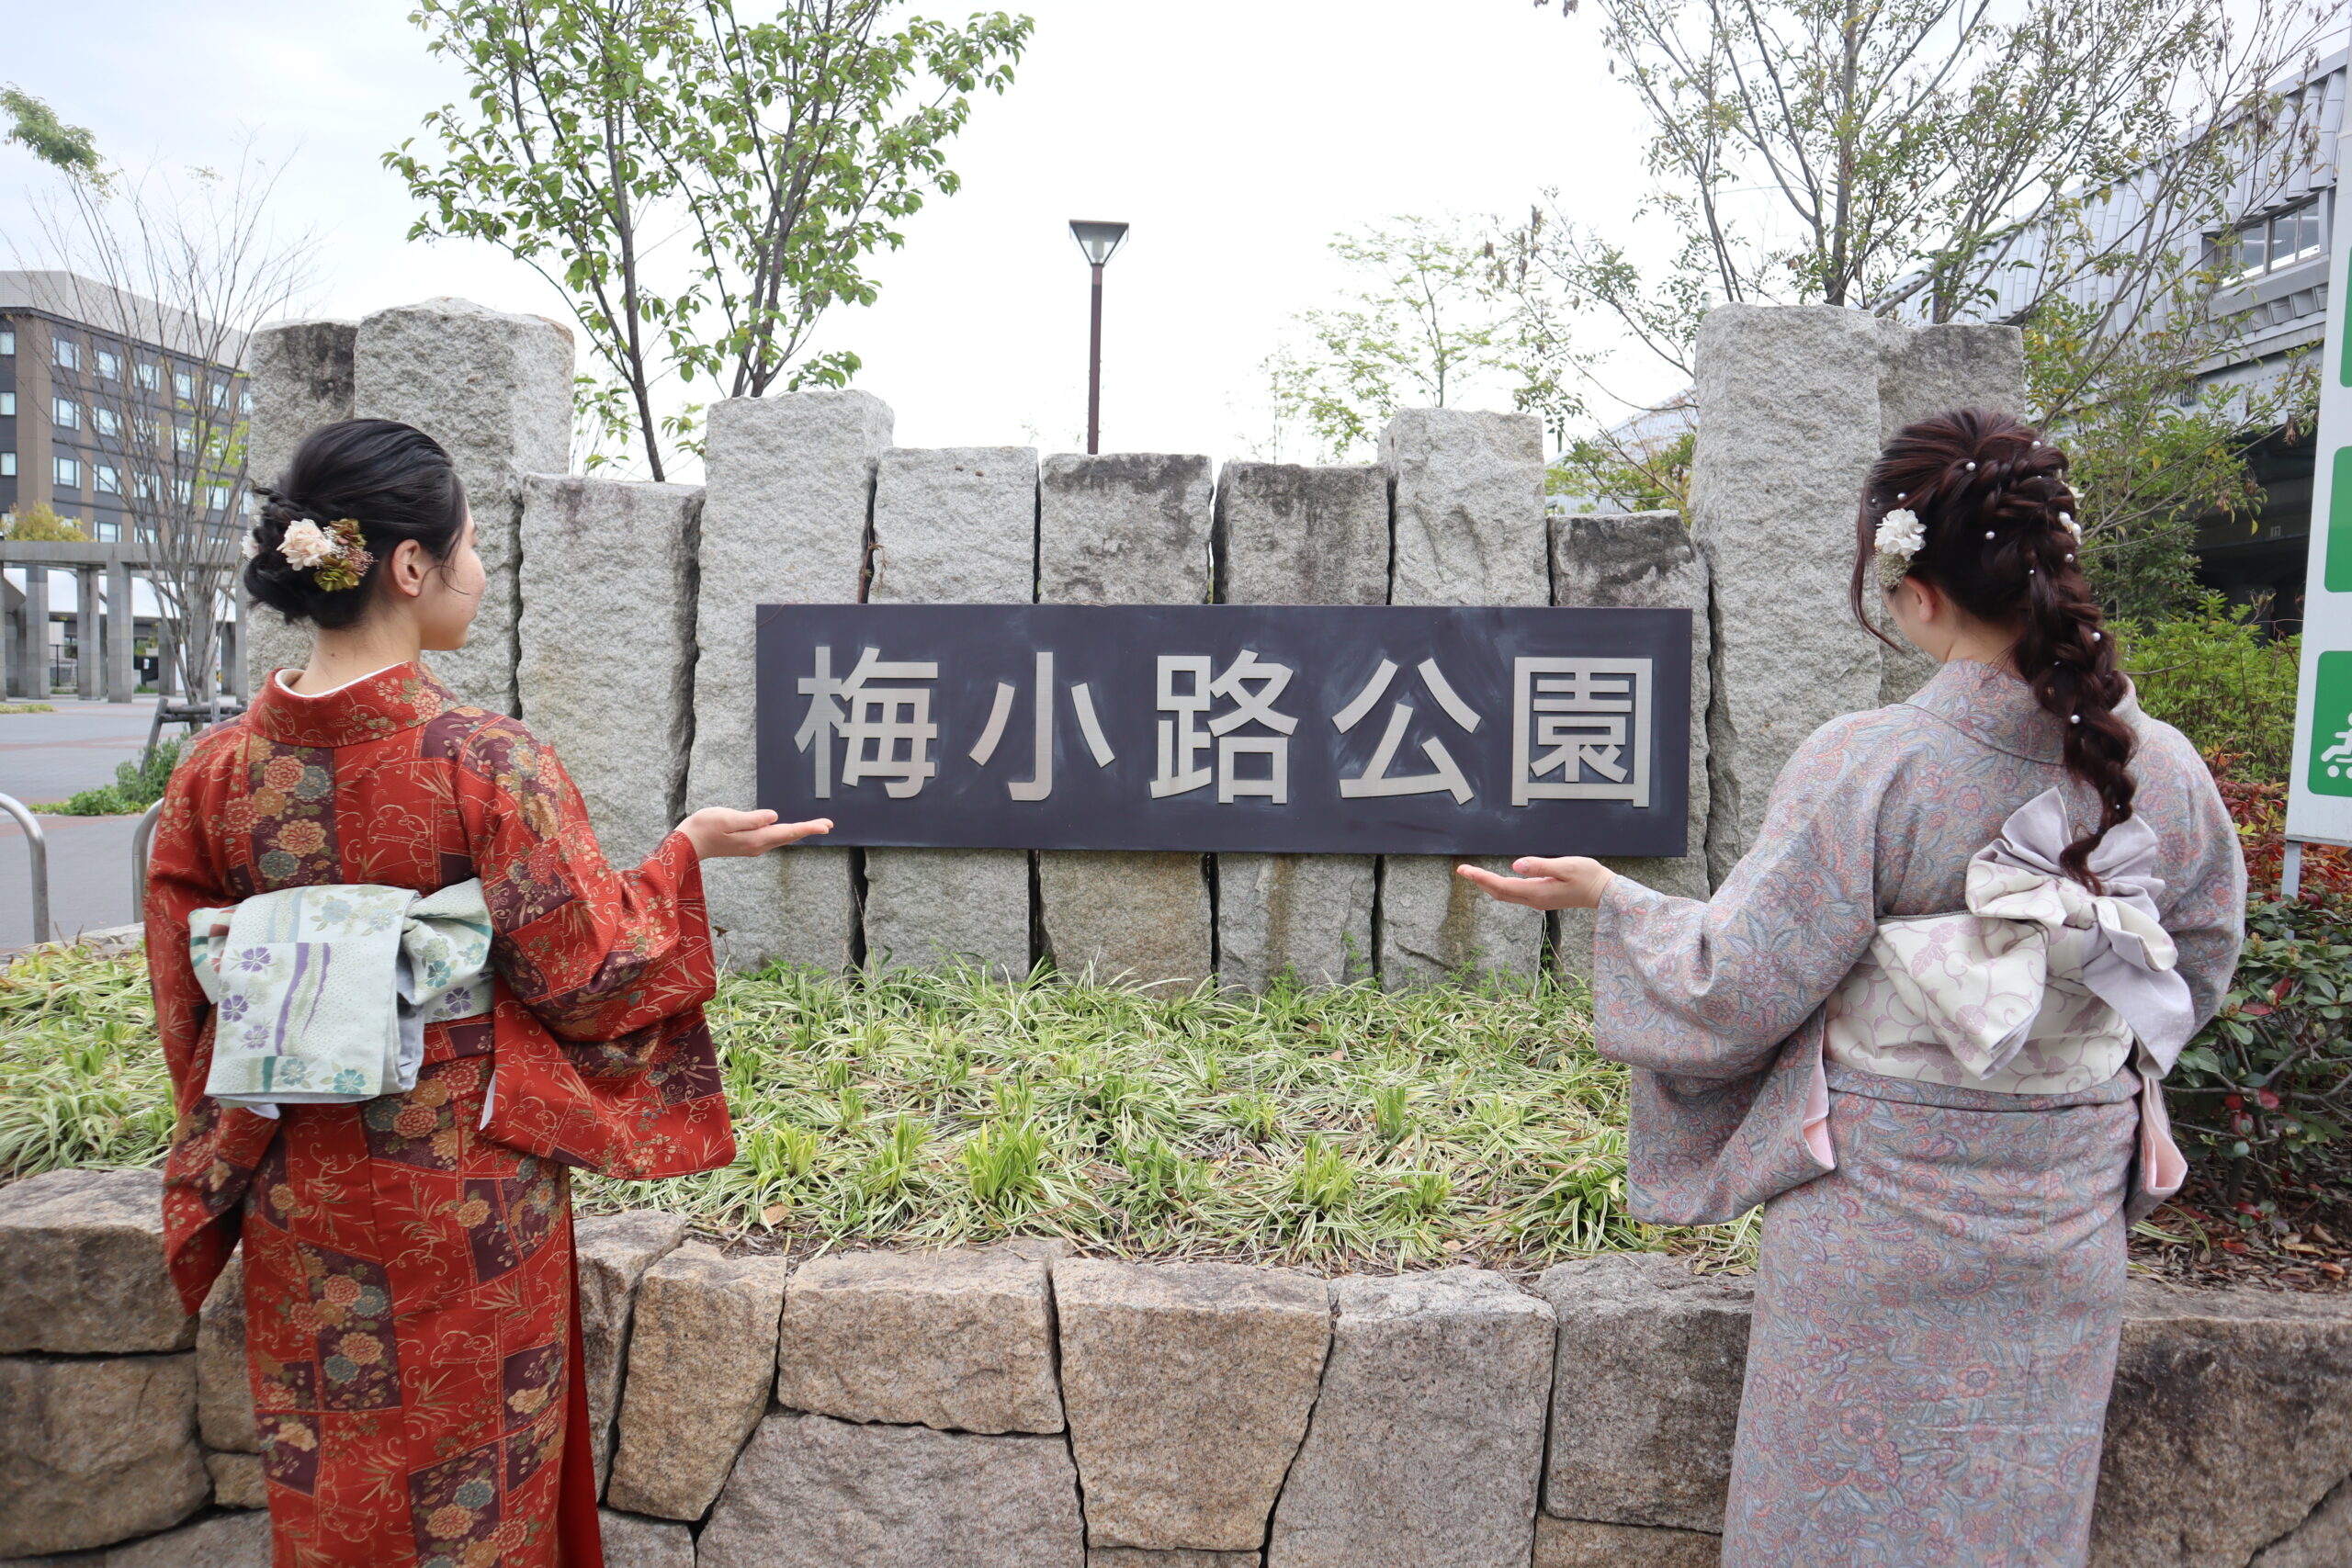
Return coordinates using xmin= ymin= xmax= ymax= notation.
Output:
xmin=755 ymin=604 xmax=1690 ymax=856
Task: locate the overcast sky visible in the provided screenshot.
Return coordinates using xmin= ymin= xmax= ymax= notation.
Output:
xmin=5 ymin=0 xmax=1670 ymax=469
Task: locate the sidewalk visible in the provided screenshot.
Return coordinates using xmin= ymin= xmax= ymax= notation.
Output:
xmin=0 ymin=698 xmax=164 ymax=950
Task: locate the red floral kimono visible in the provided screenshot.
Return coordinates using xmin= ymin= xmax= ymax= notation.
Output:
xmin=146 ymin=662 xmax=736 ymax=1568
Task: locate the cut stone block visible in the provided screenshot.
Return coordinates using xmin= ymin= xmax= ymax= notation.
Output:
xmin=1532 ymin=1517 xmax=1723 ymax=1568
xmin=1534 ymin=1254 xmax=1752 ymax=1533
xmin=1378 ymin=856 xmax=1546 ymax=988
xmin=864 ymin=444 xmax=1039 ymax=976
xmin=688 ymin=391 xmax=892 ymax=970
xmin=1549 ymin=511 xmax=1714 ymax=979
xmin=1056 ymin=1258 xmax=1331 ymax=1551
xmin=1689 ymin=304 xmax=1885 ymax=886
xmin=517 ymin=476 xmax=702 ymax=867
xmin=206 ymin=1449 xmax=266 ymax=1509
xmin=1872 ymin=321 xmax=2028 ymax=705
xmin=354 ymin=297 xmax=573 ymax=716
xmin=0 ymin=1168 xmax=193 ymax=1355
xmin=696 ymin=1413 xmax=1084 ymax=1568
xmin=604 ymin=1242 xmax=790 ymax=1521
xmin=1091 ymin=1553 xmax=1262 ymax=1567
xmin=1039 ymin=851 xmax=1212 ymax=987
xmin=599 ymin=1507 xmax=696 ymax=1568
xmin=574 ymin=1211 xmax=689 ymax=1494
xmin=2251 ymin=1474 xmax=2352 ymax=1568
xmin=242 ymin=318 xmax=356 ymax=691
xmin=2 ymin=1509 xmax=275 ymax=1568
xmin=1380 ymin=409 xmax=1548 ymax=609
xmin=774 ymin=1246 xmax=1061 ymax=1434
xmin=2088 ymin=1282 xmax=2352 ymax=1568
xmin=1266 ymin=1268 xmax=1555 ymax=1568
xmin=196 ymin=1251 xmax=254 ymax=1453
xmin=0 ymin=1353 xmax=207 ymax=1556
xmin=1216 ymin=853 xmax=1373 ymax=991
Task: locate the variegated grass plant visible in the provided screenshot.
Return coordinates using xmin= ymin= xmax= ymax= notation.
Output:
xmin=3 ymin=943 xmax=1757 ymax=1273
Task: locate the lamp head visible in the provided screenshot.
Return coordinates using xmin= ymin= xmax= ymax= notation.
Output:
xmin=1069 ymin=220 xmax=1130 ymax=267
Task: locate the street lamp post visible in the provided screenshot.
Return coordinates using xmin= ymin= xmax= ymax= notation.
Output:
xmin=1069 ymin=220 xmax=1130 ymax=455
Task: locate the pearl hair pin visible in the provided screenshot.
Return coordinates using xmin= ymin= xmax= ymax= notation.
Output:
xmin=1984 ymin=531 xmax=1996 ymax=539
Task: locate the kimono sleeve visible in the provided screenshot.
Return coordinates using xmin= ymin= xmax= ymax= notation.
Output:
xmin=2137 ymin=727 xmax=2247 ymax=1029
xmin=462 ymin=716 xmax=717 ymax=1040
xmin=1591 ymin=713 xmax=1892 ymax=1079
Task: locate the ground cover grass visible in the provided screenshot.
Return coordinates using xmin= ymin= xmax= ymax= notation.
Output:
xmin=0 ymin=942 xmax=1743 ymax=1274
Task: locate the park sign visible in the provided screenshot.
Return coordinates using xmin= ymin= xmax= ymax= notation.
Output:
xmin=2286 ymin=110 xmax=2352 ymax=856
xmin=755 ymin=604 xmax=1691 ymax=857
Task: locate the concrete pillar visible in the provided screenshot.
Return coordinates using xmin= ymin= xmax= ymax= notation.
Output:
xmin=222 ymin=603 xmax=247 ymax=704
xmin=22 ymin=568 xmax=50 ymax=696
xmin=2 ymin=574 xmax=21 ymax=699
xmin=517 ymin=476 xmax=702 ymax=868
xmin=1548 ymin=512 xmax=1713 ymax=981
xmin=354 ymin=299 xmax=572 ymax=716
xmin=862 ymin=446 xmax=1037 ymax=979
xmin=105 ymin=559 xmax=133 ymax=703
xmin=1375 ymin=409 xmax=1549 ymax=988
xmin=1873 ymin=321 xmax=2029 ymax=705
xmin=74 ymin=567 xmax=100 ymax=701
xmin=686 ymin=391 xmax=892 ymax=972
xmin=1035 ymin=452 xmax=1215 ymax=987
xmin=242 ymin=320 xmax=357 ymax=694
xmin=1689 ymin=306 xmax=1884 ymax=886
xmin=1213 ymin=460 xmax=1386 ymax=990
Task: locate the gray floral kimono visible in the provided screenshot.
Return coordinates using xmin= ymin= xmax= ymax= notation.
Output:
xmin=1593 ymin=658 xmax=2245 ymax=1567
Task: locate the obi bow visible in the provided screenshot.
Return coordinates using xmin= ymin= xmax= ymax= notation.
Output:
xmin=1868 ymin=788 xmax=2197 ymax=1081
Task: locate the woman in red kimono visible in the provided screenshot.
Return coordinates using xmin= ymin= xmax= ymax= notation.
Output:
xmin=146 ymin=418 xmax=827 ymax=1567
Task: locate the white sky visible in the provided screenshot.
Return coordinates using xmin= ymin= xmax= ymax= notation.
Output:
xmin=4 ymin=0 xmax=1671 ymax=471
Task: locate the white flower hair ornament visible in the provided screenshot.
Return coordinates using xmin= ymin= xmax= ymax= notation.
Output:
xmin=1874 ymin=507 xmax=1926 ymax=590
xmin=275 ymin=516 xmax=374 ymax=592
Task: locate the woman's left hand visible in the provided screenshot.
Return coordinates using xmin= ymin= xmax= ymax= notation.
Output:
xmin=1455 ymin=856 xmax=1615 ymax=910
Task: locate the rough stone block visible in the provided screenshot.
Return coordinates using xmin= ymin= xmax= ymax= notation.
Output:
xmin=1378 ymin=856 xmax=1546 ymax=988
xmin=0 ymin=1168 xmax=193 ymax=1355
xmin=1380 ymin=409 xmax=1548 ymax=608
xmin=1549 ymin=511 xmax=1714 ymax=978
xmin=605 ymin=1242 xmax=790 ymax=1521
xmin=354 ymin=297 xmax=573 ymax=716
xmin=243 ymin=318 xmax=356 ymax=691
xmin=688 ymin=391 xmax=892 ymax=970
xmin=1213 ymin=460 xmax=1389 ymax=607
xmin=1 ymin=1510 xmax=275 ymax=1568
xmin=1531 ymin=1517 xmax=1722 ymax=1568
xmin=864 ymin=445 xmax=1038 ymax=975
xmin=196 ymin=1252 xmax=254 ymax=1453
xmin=1216 ymin=853 xmax=1373 ymax=991
xmin=206 ymin=1450 xmax=266 ymax=1509
xmin=1266 ymin=1268 xmax=1554 ymax=1568
xmin=0 ymin=1353 xmax=207 ymax=1556
xmin=2251 ymin=1474 xmax=2352 ymax=1568
xmin=1534 ymin=1253 xmax=1752 ymax=1533
xmin=1689 ymin=304 xmax=1885 ymax=885
xmin=1056 ymin=1258 xmax=1331 ymax=1551
xmin=574 ymin=1211 xmax=688 ymax=1495
xmin=696 ymin=1413 xmax=1084 ymax=1568
xmin=775 ymin=1246 xmax=1061 ymax=1434
xmin=2088 ymin=1282 xmax=2352 ymax=1568
xmin=599 ymin=1507 xmax=695 ymax=1568
xmin=1040 ymin=852 xmax=1212 ymax=986
xmin=1091 ymin=1553 xmax=1261 ymax=1567
xmin=517 ymin=477 xmax=702 ymax=867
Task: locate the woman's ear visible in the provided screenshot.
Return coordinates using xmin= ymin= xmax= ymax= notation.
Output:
xmin=384 ymin=538 xmax=430 ymax=601
xmin=1905 ymin=576 xmax=1946 ymax=624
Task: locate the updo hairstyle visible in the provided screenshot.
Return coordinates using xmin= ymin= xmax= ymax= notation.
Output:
xmin=243 ymin=419 xmax=468 ymax=631
xmin=1848 ymin=407 xmax=2133 ymax=886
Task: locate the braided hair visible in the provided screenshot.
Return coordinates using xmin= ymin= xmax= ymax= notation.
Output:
xmin=1848 ymin=407 xmax=2133 ymax=886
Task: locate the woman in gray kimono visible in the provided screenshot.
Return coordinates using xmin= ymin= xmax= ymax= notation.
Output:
xmin=1463 ymin=407 xmax=2245 ymax=1566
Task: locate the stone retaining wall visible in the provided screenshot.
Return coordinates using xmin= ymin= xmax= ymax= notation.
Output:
xmin=6 ymin=1168 xmax=2350 ymax=1567
xmin=239 ymin=297 xmax=2023 ymax=991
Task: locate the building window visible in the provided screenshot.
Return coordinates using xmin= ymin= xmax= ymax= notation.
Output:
xmin=239 ymin=389 xmax=254 ymax=415
xmin=55 ymin=456 xmax=80 ymax=488
xmin=96 ymin=349 xmax=120 ymax=380
xmin=0 ymin=453 xmax=15 ymax=477
xmin=96 ymin=465 xmax=121 ymax=495
xmin=0 ymin=330 xmax=14 ymax=355
xmin=52 ymin=397 xmax=81 ymax=430
xmin=0 ymin=392 xmax=13 ymax=418
xmin=94 ymin=520 xmax=119 ymax=542
xmin=95 ymin=407 xmax=119 ymax=438
xmin=53 ymin=337 xmax=81 ymax=371
xmin=208 ymin=483 xmax=231 ymax=510
xmin=134 ymin=415 xmax=160 ymax=446
xmin=175 ymin=477 xmax=194 ymax=505
xmin=2211 ymin=197 xmax=2329 ymax=282
xmin=175 ymin=423 xmax=195 ymax=454
xmin=135 ymin=361 xmax=159 ymax=391
xmin=173 ymin=368 xmax=193 ymax=400
xmin=133 ymin=472 xmax=157 ymax=501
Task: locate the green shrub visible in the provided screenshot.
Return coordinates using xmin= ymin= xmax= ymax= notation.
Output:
xmin=2116 ymin=594 xmax=2300 ymax=782
xmin=41 ymin=739 xmax=180 ymax=816
xmin=2171 ymin=893 xmax=2352 ymax=1203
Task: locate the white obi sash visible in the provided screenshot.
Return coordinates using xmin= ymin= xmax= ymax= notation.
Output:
xmin=188 ymin=880 xmax=493 ymax=1115
xmin=1821 ymin=789 xmax=2191 ymax=1201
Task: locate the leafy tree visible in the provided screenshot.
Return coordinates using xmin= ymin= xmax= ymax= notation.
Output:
xmin=390 ymin=0 xmax=1031 ymax=480
xmin=1 ymin=88 xmax=101 ymax=183
xmin=4 ymin=502 xmax=90 ymax=542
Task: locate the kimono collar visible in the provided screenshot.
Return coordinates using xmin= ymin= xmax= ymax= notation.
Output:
xmin=1904 ymin=658 xmax=2074 ymax=763
xmin=247 ymin=660 xmax=465 ymax=750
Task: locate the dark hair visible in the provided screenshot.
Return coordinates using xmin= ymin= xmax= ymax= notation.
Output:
xmin=243 ymin=419 xmax=468 ymax=631
xmin=1849 ymin=407 xmax=2133 ymax=886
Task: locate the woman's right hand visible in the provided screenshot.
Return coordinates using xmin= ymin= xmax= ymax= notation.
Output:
xmin=675 ymin=808 xmax=832 ymax=861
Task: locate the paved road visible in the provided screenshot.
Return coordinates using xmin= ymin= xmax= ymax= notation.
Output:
xmin=0 ymin=697 xmax=158 ymax=803
xmin=0 ymin=699 xmax=180 ymax=949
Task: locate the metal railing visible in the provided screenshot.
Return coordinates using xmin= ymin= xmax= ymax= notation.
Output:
xmin=131 ymin=800 xmax=162 ymax=919
xmin=0 ymin=793 xmax=51 ymax=945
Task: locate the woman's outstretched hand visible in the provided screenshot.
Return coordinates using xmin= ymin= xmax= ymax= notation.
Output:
xmin=1456 ymin=856 xmax=1615 ymax=911
xmin=676 ymin=807 xmax=832 ymax=861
